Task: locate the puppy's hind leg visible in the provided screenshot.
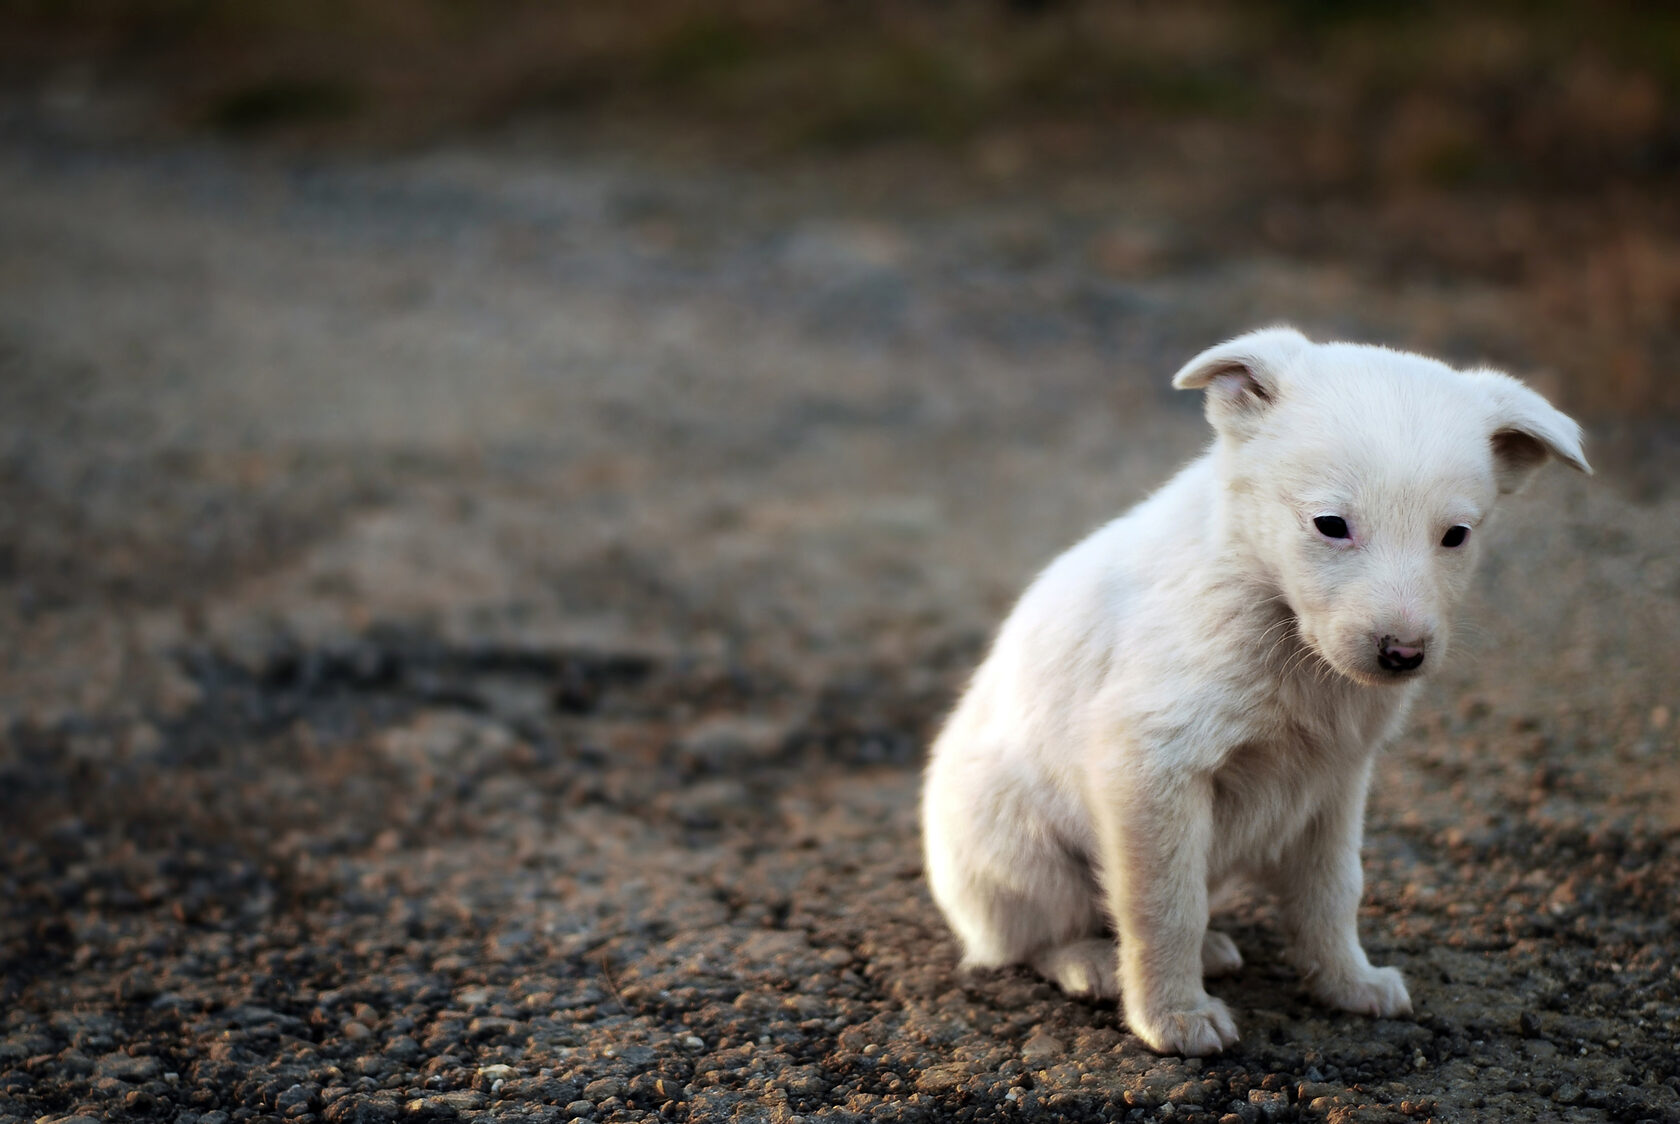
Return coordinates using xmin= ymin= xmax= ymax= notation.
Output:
xmin=926 ymin=804 xmax=1108 ymax=993
xmin=924 ymin=740 xmax=1108 ymax=985
xmin=941 ymin=852 xmax=1107 ymax=983
xmin=1202 ymin=929 xmax=1243 ymax=978
xmin=1033 ymin=937 xmax=1119 ymax=999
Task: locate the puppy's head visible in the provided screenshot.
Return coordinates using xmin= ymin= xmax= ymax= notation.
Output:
xmin=1173 ymin=327 xmax=1590 ymax=687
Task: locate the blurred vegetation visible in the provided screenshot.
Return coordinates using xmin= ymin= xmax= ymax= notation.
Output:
xmin=4 ymin=1 xmax=1679 ymax=418
xmin=4 ymin=1 xmax=1676 ymax=178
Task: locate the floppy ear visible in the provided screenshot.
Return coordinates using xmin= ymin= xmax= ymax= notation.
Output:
xmin=1171 ymin=326 xmax=1310 ymax=434
xmin=1466 ymin=368 xmax=1592 ymax=494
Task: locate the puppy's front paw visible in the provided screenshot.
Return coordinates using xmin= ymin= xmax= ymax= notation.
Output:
xmin=1129 ymin=994 xmax=1239 ymax=1057
xmin=1311 ymin=965 xmax=1412 ymax=1018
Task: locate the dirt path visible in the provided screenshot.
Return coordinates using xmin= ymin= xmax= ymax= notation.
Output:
xmin=2 ymin=121 xmax=1679 ymax=1124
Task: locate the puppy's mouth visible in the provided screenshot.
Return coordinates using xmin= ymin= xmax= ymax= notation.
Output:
xmin=1347 ymin=663 xmax=1418 ymax=688
xmin=1290 ymin=616 xmax=1422 ymax=688
xmin=1325 ymin=648 xmax=1430 ymax=688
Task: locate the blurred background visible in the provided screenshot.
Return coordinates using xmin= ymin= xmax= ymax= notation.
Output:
xmin=6 ymin=0 xmax=1680 ymax=424
xmin=4 ymin=5 xmax=1680 ymax=1122
xmin=3 ymin=0 xmax=1678 ymax=854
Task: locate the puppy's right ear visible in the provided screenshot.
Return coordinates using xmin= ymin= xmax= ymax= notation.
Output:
xmin=1171 ymin=326 xmax=1309 ymax=433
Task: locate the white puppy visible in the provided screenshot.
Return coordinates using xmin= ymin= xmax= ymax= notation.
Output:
xmin=922 ymin=328 xmax=1588 ymax=1056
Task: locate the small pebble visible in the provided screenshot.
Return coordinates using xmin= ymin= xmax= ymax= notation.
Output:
xmin=1020 ymin=1031 xmax=1064 ymax=1064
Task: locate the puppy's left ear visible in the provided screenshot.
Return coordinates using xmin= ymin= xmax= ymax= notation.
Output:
xmin=1467 ymin=368 xmax=1592 ymax=494
xmin=1171 ymin=326 xmax=1310 ymax=435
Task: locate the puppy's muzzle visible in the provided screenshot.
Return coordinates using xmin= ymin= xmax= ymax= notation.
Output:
xmin=1376 ymin=635 xmax=1425 ymax=673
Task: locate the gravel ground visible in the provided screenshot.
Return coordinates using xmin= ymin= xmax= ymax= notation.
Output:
xmin=2 ymin=106 xmax=1679 ymax=1124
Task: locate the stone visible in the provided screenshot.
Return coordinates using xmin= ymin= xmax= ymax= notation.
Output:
xmin=1248 ymin=1089 xmax=1289 ymax=1122
xmin=914 ymin=1064 xmax=966 ymax=1094
xmin=96 ymin=1053 xmax=163 ymax=1082
xmin=1020 ymin=1032 xmax=1064 ymax=1065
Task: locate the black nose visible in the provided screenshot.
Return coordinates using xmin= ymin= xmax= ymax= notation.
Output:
xmin=1377 ymin=636 xmax=1425 ymax=672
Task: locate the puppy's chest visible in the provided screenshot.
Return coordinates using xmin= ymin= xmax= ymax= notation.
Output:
xmin=1204 ymin=696 xmax=1384 ymax=859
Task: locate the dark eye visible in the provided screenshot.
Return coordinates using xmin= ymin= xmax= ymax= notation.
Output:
xmin=1441 ymin=525 xmax=1470 ymax=548
xmin=1313 ymin=515 xmax=1350 ymax=540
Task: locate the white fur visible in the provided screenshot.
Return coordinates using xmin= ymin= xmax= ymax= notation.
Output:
xmin=921 ymin=328 xmax=1588 ymax=1056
